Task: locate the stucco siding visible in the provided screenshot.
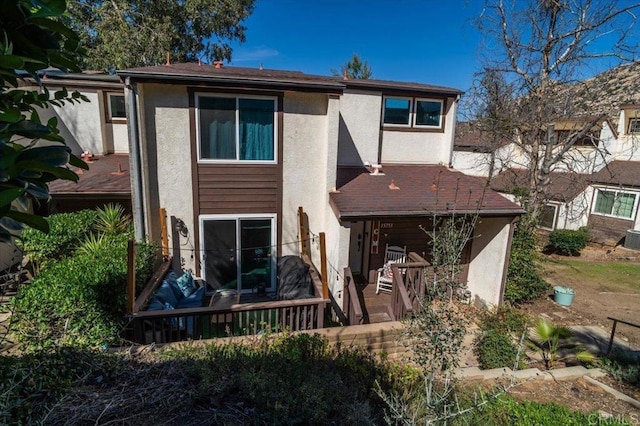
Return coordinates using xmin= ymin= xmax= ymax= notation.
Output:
xmin=138 ymin=83 xmax=195 ymax=271
xmin=337 ymin=90 xmax=382 ymax=166
xmin=281 ymin=92 xmax=331 ymax=257
xmin=467 ymin=217 xmax=512 ymax=307
xmin=451 ymin=151 xmax=492 ymax=176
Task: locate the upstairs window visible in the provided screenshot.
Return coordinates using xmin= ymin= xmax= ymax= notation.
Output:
xmin=382 ymin=96 xmax=444 ymax=129
xmin=197 ymin=95 xmax=276 ymax=162
xmin=628 ymin=118 xmax=640 ymax=134
xmin=593 ymin=189 xmax=638 ymax=220
xmin=106 ymin=93 xmax=126 ymax=121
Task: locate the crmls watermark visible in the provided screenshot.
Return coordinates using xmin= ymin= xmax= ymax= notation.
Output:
xmin=587 ymin=412 xmax=638 ymax=425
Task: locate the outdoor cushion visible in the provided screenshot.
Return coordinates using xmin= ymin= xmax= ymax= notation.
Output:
xmin=147 ymin=296 xmax=164 ymax=311
xmin=154 ymin=281 xmax=179 ymax=307
xmin=163 ymin=271 xmax=183 ymax=300
xmin=176 ymin=286 xmax=205 ymax=309
xmin=176 ymin=270 xmax=196 ymax=297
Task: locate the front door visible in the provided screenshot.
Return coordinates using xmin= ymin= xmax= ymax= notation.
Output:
xmin=348 ymin=221 xmax=365 ymax=274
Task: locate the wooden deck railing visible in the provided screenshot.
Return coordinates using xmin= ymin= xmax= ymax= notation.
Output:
xmin=343 ymin=267 xmax=363 ymax=326
xmin=389 ymin=252 xmax=431 ymax=321
xmin=124 ymin=255 xmax=329 ymax=344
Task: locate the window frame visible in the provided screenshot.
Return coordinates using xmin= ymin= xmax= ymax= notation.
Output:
xmin=591 ymin=187 xmax=639 ymax=220
xmin=382 ymin=96 xmax=445 ymax=131
xmin=413 ymin=98 xmax=444 ymax=129
xmin=538 ymin=203 xmax=559 ymax=231
xmin=105 ymin=92 xmax=126 ymax=123
xmin=199 ymin=213 xmax=277 ymax=294
xmin=382 ymin=96 xmax=413 ymax=127
xmin=627 ymin=118 xmax=640 ymax=134
xmin=195 ymin=93 xmax=278 ymax=164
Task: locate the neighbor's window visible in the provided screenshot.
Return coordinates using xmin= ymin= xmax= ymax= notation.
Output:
xmin=107 ymin=93 xmax=126 ymax=120
xmin=628 ymin=118 xmax=640 ymax=134
xmin=383 ymin=97 xmax=411 ymax=125
xmin=198 ymin=95 xmax=276 ymax=161
xmin=539 ymin=204 xmax=558 ymax=231
xmin=593 ymin=189 xmax=638 ymax=219
xmin=414 ymin=98 xmax=443 ymax=127
xmin=383 ymin=96 xmax=444 ymax=129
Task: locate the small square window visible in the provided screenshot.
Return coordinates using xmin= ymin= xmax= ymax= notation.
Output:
xmin=107 ymin=93 xmax=126 ymax=120
xmin=539 ymin=204 xmax=558 ymax=230
xmin=415 ymin=99 xmax=443 ymax=127
xmin=383 ymin=97 xmax=411 ymax=125
xmin=628 ymin=118 xmax=640 ymax=134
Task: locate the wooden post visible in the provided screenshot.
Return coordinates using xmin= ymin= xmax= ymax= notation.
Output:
xmin=126 ymin=239 xmax=136 ymax=314
xmin=160 ymin=207 xmax=169 ymax=257
xmin=298 ymin=206 xmax=307 ymax=256
xmin=319 ymin=232 xmax=328 ymax=300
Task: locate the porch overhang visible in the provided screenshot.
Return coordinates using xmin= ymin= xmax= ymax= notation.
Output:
xmin=330 ymin=165 xmax=525 ymax=221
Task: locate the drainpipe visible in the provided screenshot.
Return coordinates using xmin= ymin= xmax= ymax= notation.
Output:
xmin=125 ymin=77 xmax=145 ymax=240
xmin=448 ymin=95 xmax=461 ymax=168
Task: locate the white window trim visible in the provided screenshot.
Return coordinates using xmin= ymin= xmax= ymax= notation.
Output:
xmin=199 ymin=214 xmax=277 ymax=293
xmin=413 ymin=98 xmax=444 ymax=129
xmin=106 ymin=92 xmax=126 ymax=121
xmin=538 ymin=203 xmax=559 ymax=231
xmin=591 ymin=187 xmax=640 ymax=220
xmin=382 ymin=96 xmax=413 ymax=127
xmin=195 ymin=93 xmax=278 ymax=164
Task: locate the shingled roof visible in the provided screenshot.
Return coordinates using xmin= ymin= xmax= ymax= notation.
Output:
xmin=490 ymin=168 xmax=591 ymax=203
xmin=591 ymin=161 xmax=640 ymax=188
xmin=119 ymin=63 xmax=463 ymax=95
xmin=330 ymin=165 xmax=523 ymax=220
xmin=49 ymin=154 xmax=131 ymax=194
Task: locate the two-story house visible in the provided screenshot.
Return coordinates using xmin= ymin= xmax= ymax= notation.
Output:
xmin=118 ymin=63 xmax=523 ymax=312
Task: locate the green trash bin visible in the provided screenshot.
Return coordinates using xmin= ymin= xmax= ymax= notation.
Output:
xmin=554 ymin=286 xmax=575 ymax=306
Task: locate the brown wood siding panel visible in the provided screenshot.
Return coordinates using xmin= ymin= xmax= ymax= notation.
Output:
xmin=588 ymin=214 xmax=633 ymax=245
xmin=197 ymin=164 xmax=278 ymax=214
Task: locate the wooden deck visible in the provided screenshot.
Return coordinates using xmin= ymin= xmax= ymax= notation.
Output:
xmin=352 ymin=274 xmax=394 ymax=324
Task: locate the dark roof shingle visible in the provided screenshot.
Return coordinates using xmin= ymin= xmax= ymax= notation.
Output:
xmin=49 ymin=154 xmax=131 ymax=194
xmin=331 ymin=165 xmax=523 ymax=219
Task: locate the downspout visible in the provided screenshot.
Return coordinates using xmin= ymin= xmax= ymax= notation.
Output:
xmin=125 ymin=76 xmax=145 ymax=240
xmin=448 ymin=95 xmax=461 ymax=168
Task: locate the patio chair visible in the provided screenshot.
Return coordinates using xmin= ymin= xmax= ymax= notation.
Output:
xmin=376 ymin=244 xmax=407 ymax=294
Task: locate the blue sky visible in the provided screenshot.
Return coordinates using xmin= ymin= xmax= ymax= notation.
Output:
xmin=229 ymin=0 xmax=485 ymax=92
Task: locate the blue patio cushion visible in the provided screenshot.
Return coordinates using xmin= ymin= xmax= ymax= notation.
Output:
xmin=176 ymin=286 xmax=205 ymax=309
xmin=154 ymin=281 xmax=179 ymax=307
xmin=176 ymin=271 xmax=196 ymax=297
xmin=164 ymin=271 xmax=183 ymax=300
xmin=146 ymin=296 xmax=164 ymax=311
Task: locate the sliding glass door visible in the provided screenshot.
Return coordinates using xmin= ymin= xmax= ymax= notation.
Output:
xmin=201 ymin=215 xmax=276 ymax=293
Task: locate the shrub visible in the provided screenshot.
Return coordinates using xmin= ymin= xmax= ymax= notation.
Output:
xmin=18 ymin=210 xmax=98 ymax=270
xmin=478 ymin=305 xmax=528 ymax=335
xmin=475 ymin=329 xmax=520 ymax=369
xmin=504 ymin=223 xmax=549 ymax=304
xmin=597 ymin=350 xmax=640 ymax=386
xmin=547 ymin=227 xmax=590 ymax=256
xmin=95 ymin=203 xmax=131 ymax=235
xmin=463 ymin=394 xmax=628 ymax=425
xmin=11 ymin=233 xmax=157 ymax=349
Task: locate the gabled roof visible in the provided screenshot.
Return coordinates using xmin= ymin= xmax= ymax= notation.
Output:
xmin=49 ymin=154 xmax=131 ymax=194
xmin=118 ymin=63 xmax=463 ymax=96
xmin=591 ymin=161 xmax=640 ymax=188
xmin=490 ymin=168 xmax=591 ymax=203
xmin=330 ymin=165 xmax=523 ymax=220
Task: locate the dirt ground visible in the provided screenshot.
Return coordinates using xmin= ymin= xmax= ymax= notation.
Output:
xmin=519 ymin=244 xmax=640 ymax=346
xmin=506 ymin=243 xmax=640 ymax=420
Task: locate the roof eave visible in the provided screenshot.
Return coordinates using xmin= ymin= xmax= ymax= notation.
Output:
xmin=117 ymin=70 xmax=345 ymax=92
xmin=335 ymin=208 xmax=525 ymax=221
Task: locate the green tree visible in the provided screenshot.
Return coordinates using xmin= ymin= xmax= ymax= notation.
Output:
xmin=332 ymin=53 xmax=372 ymax=79
xmin=65 ymin=0 xmax=256 ymax=70
xmin=0 ymin=0 xmax=88 ymax=242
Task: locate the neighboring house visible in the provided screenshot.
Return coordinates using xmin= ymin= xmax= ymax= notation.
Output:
xmin=118 ymin=63 xmax=523 ymax=310
xmin=21 ymin=71 xmax=132 ymax=213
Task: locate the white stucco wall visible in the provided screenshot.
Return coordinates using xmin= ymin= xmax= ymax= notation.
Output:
xmin=451 ymin=151 xmax=492 ymax=176
xmin=137 ymin=84 xmax=195 ymax=271
xmin=36 ymin=90 xmax=104 ymax=155
xmin=112 ymin=122 xmax=129 ymax=153
xmin=467 ymin=217 xmax=513 ymax=307
xmin=337 ymin=90 xmax=382 ymax=166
